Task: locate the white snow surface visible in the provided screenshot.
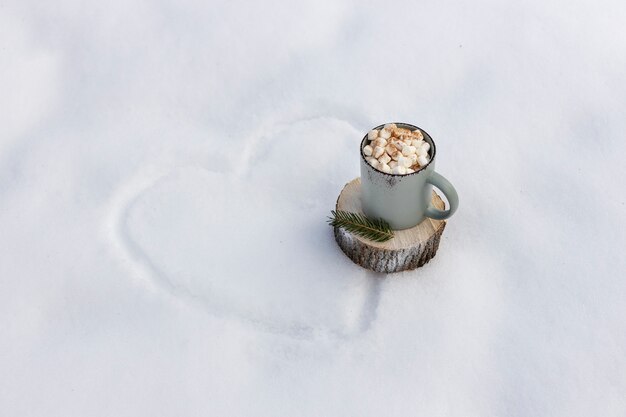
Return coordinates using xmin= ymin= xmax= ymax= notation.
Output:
xmin=1 ymin=1 xmax=626 ymax=415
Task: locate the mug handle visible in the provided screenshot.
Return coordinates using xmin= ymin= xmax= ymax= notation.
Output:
xmin=424 ymin=171 xmax=459 ymax=220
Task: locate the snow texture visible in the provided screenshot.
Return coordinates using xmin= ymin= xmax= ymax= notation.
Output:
xmin=1 ymin=1 xmax=626 ymax=416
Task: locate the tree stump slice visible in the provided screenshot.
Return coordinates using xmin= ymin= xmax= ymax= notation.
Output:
xmin=334 ymin=178 xmax=447 ymax=273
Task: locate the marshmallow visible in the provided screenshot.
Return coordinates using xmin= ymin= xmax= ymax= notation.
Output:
xmin=401 ymin=145 xmax=417 ymax=156
xmin=373 ymin=138 xmax=387 ymax=148
xmin=392 ymin=165 xmax=406 ymax=175
xmin=379 ymin=163 xmax=391 ymax=173
xmin=411 ymin=139 xmax=423 ymax=148
xmin=420 ymin=142 xmax=430 ymax=153
xmin=379 ymin=128 xmax=392 ymax=139
xmin=373 ymin=146 xmax=384 ymax=158
xmin=417 ymin=155 xmax=429 ymax=167
xmin=384 ymin=123 xmax=397 ymax=130
xmin=385 ymin=144 xmax=397 ymax=156
xmin=410 ymin=154 xmax=418 ymax=165
xmin=378 ymin=153 xmax=391 ymax=164
xmin=398 ymin=155 xmax=413 ymax=168
xmin=368 ymin=129 xmax=379 ymax=140
xmin=417 ymin=146 xmax=428 ymax=157
xmin=389 ymin=160 xmax=398 ymax=169
xmin=392 ymin=127 xmax=412 ymax=137
xmin=412 ymin=129 xmax=424 ymax=140
xmin=366 ymin=157 xmax=379 ymax=168
xmin=406 ymin=168 xmax=415 ymax=174
xmin=363 ymin=145 xmax=373 ymax=156
xmin=391 ymin=151 xmax=401 ymax=161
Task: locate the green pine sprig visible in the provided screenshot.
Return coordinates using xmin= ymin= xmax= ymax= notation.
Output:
xmin=328 ymin=210 xmax=394 ymax=242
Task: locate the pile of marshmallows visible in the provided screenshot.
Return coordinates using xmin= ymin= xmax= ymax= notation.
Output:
xmin=363 ymin=124 xmax=431 ymax=175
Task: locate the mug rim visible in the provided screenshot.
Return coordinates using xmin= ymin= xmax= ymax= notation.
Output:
xmin=360 ymin=122 xmax=437 ymax=177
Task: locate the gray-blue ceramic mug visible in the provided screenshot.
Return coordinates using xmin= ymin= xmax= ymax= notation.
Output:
xmin=360 ymin=123 xmax=459 ymax=230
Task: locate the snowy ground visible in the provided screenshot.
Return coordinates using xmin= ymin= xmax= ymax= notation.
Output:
xmin=1 ymin=1 xmax=626 ymax=416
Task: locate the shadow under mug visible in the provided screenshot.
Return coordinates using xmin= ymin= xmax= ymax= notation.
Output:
xmin=360 ymin=123 xmax=459 ymax=230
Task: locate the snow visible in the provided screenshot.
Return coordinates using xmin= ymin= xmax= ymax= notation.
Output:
xmin=1 ymin=0 xmax=625 ymax=415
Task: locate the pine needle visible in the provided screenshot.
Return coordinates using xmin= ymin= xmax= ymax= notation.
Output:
xmin=328 ymin=210 xmax=394 ymax=242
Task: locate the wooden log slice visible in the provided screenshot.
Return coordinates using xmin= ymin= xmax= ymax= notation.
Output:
xmin=334 ymin=178 xmax=447 ymax=273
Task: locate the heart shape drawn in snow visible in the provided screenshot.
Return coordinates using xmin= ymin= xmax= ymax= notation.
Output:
xmin=116 ymin=117 xmax=382 ymax=337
